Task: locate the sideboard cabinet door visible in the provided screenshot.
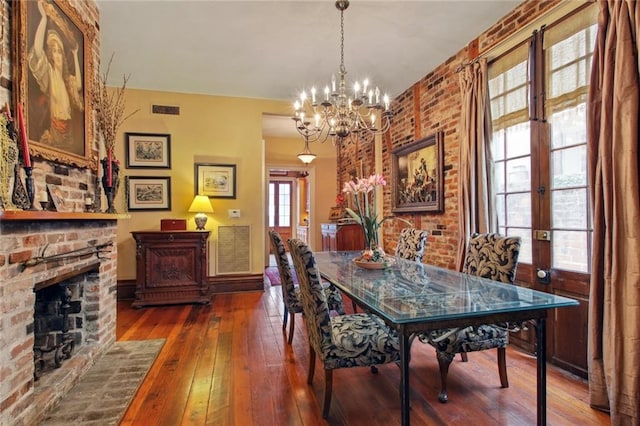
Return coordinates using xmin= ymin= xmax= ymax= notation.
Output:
xmin=131 ymin=231 xmax=210 ymax=307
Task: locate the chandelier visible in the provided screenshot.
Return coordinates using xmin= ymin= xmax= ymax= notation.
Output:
xmin=292 ymin=0 xmax=393 ymax=145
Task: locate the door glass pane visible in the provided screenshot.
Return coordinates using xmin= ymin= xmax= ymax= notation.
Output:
xmin=549 ymin=104 xmax=587 ymax=149
xmin=496 ymin=194 xmax=505 ymax=229
xmin=552 ymin=188 xmax=587 ymax=228
xmin=506 ymin=157 xmax=530 ymax=192
xmin=506 ymin=122 xmax=531 ymax=158
xmin=278 ymin=183 xmax=291 ymax=227
xmin=553 ymin=230 xmax=589 ymax=272
xmin=506 ymin=193 xmax=531 ymax=227
xmin=268 ymin=183 xmax=275 ymax=227
xmin=494 ymin=161 xmax=505 ymax=193
xmin=552 ymin=145 xmax=587 ymax=188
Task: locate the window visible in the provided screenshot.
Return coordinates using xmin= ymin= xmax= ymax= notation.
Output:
xmin=488 ymin=5 xmax=597 ymax=274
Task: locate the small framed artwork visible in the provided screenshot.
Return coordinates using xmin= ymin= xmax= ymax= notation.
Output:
xmin=195 ymin=163 xmax=236 ymax=199
xmin=391 ymin=131 xmax=444 ymax=213
xmin=46 ymin=183 xmax=70 ymax=212
xmin=125 ymin=133 xmax=171 ymax=168
xmin=126 ymin=176 xmax=171 ymax=211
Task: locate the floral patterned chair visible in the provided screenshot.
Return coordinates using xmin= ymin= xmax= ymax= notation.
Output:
xmin=287 ymin=238 xmax=401 ymax=418
xmin=417 ymin=232 xmax=521 ymax=403
xmin=268 ymin=230 xmax=345 ymax=345
xmin=395 ymin=228 xmax=429 ymax=262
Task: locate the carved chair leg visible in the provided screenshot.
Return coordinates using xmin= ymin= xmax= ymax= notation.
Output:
xmin=436 ymin=352 xmax=453 ymax=403
xmin=497 ymin=347 xmax=509 ymax=388
xmin=460 ymin=352 xmax=468 ymax=362
xmin=282 ymin=306 xmax=288 ymax=330
xmin=307 ymin=344 xmax=316 ymax=384
xmin=287 ymin=312 xmax=295 ymax=345
xmin=322 ymin=369 xmax=333 ymax=419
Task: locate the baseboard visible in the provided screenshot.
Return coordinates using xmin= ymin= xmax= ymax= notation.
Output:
xmin=117 ymin=274 xmax=264 ymax=300
xmin=209 ymin=274 xmax=264 ymax=293
xmin=117 ymin=279 xmax=136 ymax=301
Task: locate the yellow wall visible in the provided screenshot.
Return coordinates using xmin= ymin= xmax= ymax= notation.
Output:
xmin=264 ymin=136 xmax=338 ymax=250
xmin=114 ymin=88 xmax=292 ymax=280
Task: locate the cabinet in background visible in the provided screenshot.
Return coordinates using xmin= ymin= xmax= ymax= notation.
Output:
xmin=296 ymin=225 xmax=309 ymax=244
xmin=320 ymin=223 xmax=365 ymax=251
xmin=131 ymin=231 xmax=210 ymax=307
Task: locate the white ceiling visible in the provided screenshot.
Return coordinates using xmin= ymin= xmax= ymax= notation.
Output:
xmin=96 ymin=0 xmax=522 ymax=138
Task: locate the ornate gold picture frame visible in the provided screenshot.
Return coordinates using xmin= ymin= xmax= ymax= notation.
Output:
xmin=13 ymin=0 xmax=95 ymax=169
xmin=391 ymin=131 xmax=444 ymax=213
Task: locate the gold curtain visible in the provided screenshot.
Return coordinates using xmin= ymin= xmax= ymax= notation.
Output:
xmin=456 ymin=59 xmax=497 ymax=270
xmin=587 ymin=0 xmax=640 ymax=422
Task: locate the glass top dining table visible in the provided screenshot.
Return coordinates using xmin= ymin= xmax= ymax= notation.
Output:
xmin=314 ymin=251 xmax=579 ymax=426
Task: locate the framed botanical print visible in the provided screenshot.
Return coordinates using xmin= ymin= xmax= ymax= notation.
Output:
xmin=126 ymin=176 xmax=171 ymax=211
xmin=194 ymin=163 xmax=236 ymax=199
xmin=13 ymin=0 xmax=95 ymax=169
xmin=391 ymin=131 xmax=444 ymax=213
xmin=125 ymin=132 xmax=171 ymax=168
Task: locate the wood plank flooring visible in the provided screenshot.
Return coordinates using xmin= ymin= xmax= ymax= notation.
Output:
xmin=117 ymin=283 xmax=610 ymax=425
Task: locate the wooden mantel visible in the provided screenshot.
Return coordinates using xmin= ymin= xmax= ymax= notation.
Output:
xmin=0 ymin=211 xmax=126 ymax=221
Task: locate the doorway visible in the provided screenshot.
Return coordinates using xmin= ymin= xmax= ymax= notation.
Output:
xmin=266 ymin=167 xmax=313 ymax=266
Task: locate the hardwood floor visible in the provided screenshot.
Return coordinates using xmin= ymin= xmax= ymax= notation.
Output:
xmin=117 ymin=284 xmax=610 ymax=425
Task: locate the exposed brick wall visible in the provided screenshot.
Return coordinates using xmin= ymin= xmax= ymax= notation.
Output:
xmin=0 ymin=0 xmax=110 ymax=423
xmin=0 ymin=219 xmax=117 ymax=425
xmin=337 ymin=0 xmax=564 ymax=270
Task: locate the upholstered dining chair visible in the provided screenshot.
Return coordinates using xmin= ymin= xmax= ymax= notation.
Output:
xmin=287 ymin=238 xmax=401 ymax=418
xmin=395 ymin=228 xmax=429 ymax=262
xmin=417 ymin=232 xmax=521 ymax=403
xmin=267 ymin=230 xmax=345 ymax=345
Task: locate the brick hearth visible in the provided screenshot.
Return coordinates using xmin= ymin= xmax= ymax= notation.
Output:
xmin=0 ymin=215 xmax=117 ymax=425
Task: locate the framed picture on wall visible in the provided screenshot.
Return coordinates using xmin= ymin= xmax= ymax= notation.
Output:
xmin=126 ymin=176 xmax=171 ymax=211
xmin=13 ymin=0 xmax=95 ymax=169
xmin=125 ymin=132 xmax=171 ymax=168
xmin=391 ymin=131 xmax=444 ymax=213
xmin=195 ymin=163 xmax=236 ymax=199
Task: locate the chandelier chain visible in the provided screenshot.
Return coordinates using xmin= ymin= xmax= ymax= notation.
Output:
xmin=340 ymin=7 xmax=345 ymax=71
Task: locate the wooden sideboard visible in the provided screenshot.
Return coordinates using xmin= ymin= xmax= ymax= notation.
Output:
xmin=131 ymin=231 xmax=210 ymax=307
xmin=320 ymin=223 xmax=365 ymax=252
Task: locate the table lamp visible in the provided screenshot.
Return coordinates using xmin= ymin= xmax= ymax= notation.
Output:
xmin=188 ymin=195 xmax=214 ymax=230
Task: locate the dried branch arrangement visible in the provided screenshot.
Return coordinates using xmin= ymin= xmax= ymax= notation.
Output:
xmin=92 ymin=53 xmax=139 ymax=153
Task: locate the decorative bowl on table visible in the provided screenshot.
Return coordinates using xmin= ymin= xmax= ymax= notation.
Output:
xmin=353 ymin=258 xmax=388 ymax=270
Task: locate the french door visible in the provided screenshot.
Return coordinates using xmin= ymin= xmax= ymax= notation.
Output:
xmin=268 ymin=180 xmax=293 ymax=251
xmin=488 ymin=4 xmax=597 ymax=377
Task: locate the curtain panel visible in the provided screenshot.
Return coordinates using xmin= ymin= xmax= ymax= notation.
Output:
xmin=456 ymin=59 xmax=497 ymax=270
xmin=587 ymin=0 xmax=640 ymax=423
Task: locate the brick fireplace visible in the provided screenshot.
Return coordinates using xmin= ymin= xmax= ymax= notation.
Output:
xmin=0 ymin=213 xmax=118 ymax=425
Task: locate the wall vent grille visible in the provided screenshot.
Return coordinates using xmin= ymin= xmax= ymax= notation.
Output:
xmin=216 ymin=225 xmax=251 ymax=274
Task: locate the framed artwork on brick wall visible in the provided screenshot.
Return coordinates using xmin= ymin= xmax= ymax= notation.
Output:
xmin=391 ymin=131 xmax=444 ymax=213
xmin=13 ymin=0 xmax=95 ymax=169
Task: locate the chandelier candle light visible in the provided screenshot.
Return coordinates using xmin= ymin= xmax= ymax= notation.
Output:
xmin=292 ymin=0 xmax=393 ymax=146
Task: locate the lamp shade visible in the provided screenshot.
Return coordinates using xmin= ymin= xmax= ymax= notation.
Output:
xmin=297 ymin=152 xmax=317 ymax=164
xmin=188 ymin=195 xmax=214 ymax=213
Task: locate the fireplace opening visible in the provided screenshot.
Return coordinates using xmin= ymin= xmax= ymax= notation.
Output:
xmin=32 ymin=262 xmax=99 ymax=382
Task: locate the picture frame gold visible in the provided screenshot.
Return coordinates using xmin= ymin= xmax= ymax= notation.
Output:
xmin=13 ymin=0 xmax=95 ymax=169
xmin=391 ymin=131 xmax=444 ymax=213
